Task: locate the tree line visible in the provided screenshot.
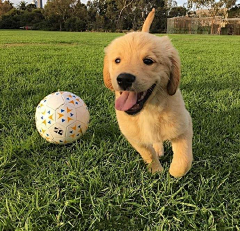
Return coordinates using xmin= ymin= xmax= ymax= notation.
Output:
xmin=0 ymin=0 xmax=239 ymax=32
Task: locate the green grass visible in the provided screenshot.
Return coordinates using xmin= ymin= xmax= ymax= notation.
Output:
xmin=0 ymin=30 xmax=239 ymax=230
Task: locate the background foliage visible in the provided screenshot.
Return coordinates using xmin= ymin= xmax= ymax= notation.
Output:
xmin=0 ymin=0 xmax=239 ymax=32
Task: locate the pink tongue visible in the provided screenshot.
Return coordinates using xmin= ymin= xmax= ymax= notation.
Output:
xmin=115 ymin=91 xmax=137 ymax=111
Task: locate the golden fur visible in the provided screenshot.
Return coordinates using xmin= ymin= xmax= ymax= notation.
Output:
xmin=103 ymin=9 xmax=193 ymax=177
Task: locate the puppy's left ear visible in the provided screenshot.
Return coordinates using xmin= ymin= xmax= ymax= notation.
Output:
xmin=103 ymin=54 xmax=114 ymax=90
xmin=167 ymin=48 xmax=181 ymax=96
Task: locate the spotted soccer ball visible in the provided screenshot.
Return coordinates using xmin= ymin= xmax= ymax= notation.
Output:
xmin=35 ymin=91 xmax=90 ymax=144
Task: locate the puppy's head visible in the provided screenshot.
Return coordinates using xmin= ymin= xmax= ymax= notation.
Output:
xmin=103 ymin=10 xmax=180 ymax=115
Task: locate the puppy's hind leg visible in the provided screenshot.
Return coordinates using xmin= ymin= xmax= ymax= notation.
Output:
xmin=129 ymin=140 xmax=163 ymax=174
xmin=169 ymin=128 xmax=193 ymax=178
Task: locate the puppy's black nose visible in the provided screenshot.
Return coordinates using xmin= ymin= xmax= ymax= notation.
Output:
xmin=117 ymin=73 xmax=136 ymax=90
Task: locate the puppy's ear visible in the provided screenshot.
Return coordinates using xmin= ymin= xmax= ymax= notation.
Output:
xmin=167 ymin=49 xmax=181 ymax=96
xmin=103 ymin=54 xmax=114 ymax=90
xmin=142 ymin=8 xmax=155 ymax=33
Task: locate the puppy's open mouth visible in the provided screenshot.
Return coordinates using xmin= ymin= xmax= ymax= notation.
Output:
xmin=115 ymin=83 xmax=156 ymax=115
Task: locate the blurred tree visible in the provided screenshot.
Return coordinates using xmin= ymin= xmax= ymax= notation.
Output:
xmin=20 ymin=9 xmax=44 ymax=28
xmin=73 ymin=0 xmax=87 ymax=18
xmin=0 ymin=0 xmax=14 ymax=18
xmin=165 ymin=0 xmax=177 ymax=8
xmin=86 ymin=0 xmax=97 ymax=30
xmin=114 ymin=0 xmax=167 ymax=32
xmin=44 ymin=0 xmax=75 ymax=31
xmin=26 ymin=2 xmax=37 ymax=11
xmin=105 ymin=0 xmax=118 ymax=31
xmin=228 ymin=4 xmax=240 ymax=18
xmin=169 ymin=6 xmax=187 ymax=17
xmin=18 ymin=1 xmax=27 ymax=10
xmin=0 ymin=0 xmax=171 ymax=32
xmin=0 ymin=8 xmax=20 ymax=28
xmin=187 ymin=0 xmax=237 ymax=33
xmin=65 ymin=16 xmax=86 ymax=31
xmin=188 ymin=0 xmax=237 ymax=9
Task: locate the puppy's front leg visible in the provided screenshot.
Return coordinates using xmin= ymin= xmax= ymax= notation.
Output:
xmin=169 ymin=128 xmax=193 ymax=178
xmin=153 ymin=142 xmax=164 ymax=157
xmin=129 ymin=140 xmax=163 ymax=174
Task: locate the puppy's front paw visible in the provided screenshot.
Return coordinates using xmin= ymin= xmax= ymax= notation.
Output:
xmin=153 ymin=143 xmax=164 ymax=157
xmin=147 ymin=161 xmax=163 ymax=174
xmin=169 ymin=158 xmax=192 ymax=178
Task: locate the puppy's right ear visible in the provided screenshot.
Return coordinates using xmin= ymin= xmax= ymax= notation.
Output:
xmin=103 ymin=54 xmax=113 ymax=90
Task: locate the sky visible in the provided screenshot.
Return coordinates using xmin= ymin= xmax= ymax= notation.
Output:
xmin=8 ymin=0 xmax=240 ymax=8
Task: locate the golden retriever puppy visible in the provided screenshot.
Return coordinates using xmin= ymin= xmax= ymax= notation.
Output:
xmin=103 ymin=9 xmax=193 ymax=178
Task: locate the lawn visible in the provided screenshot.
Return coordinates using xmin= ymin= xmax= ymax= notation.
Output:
xmin=0 ymin=30 xmax=239 ymax=230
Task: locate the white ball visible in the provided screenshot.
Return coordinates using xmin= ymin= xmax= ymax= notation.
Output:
xmin=35 ymin=91 xmax=90 ymax=144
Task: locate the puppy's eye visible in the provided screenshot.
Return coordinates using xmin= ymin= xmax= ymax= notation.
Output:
xmin=143 ymin=58 xmax=154 ymax=65
xmin=115 ymin=58 xmax=121 ymax=64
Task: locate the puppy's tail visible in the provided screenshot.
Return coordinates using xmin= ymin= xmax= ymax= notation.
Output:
xmin=142 ymin=8 xmax=155 ymax=33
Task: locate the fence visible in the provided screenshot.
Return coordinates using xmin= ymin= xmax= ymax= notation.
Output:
xmin=167 ymin=17 xmax=240 ymax=35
